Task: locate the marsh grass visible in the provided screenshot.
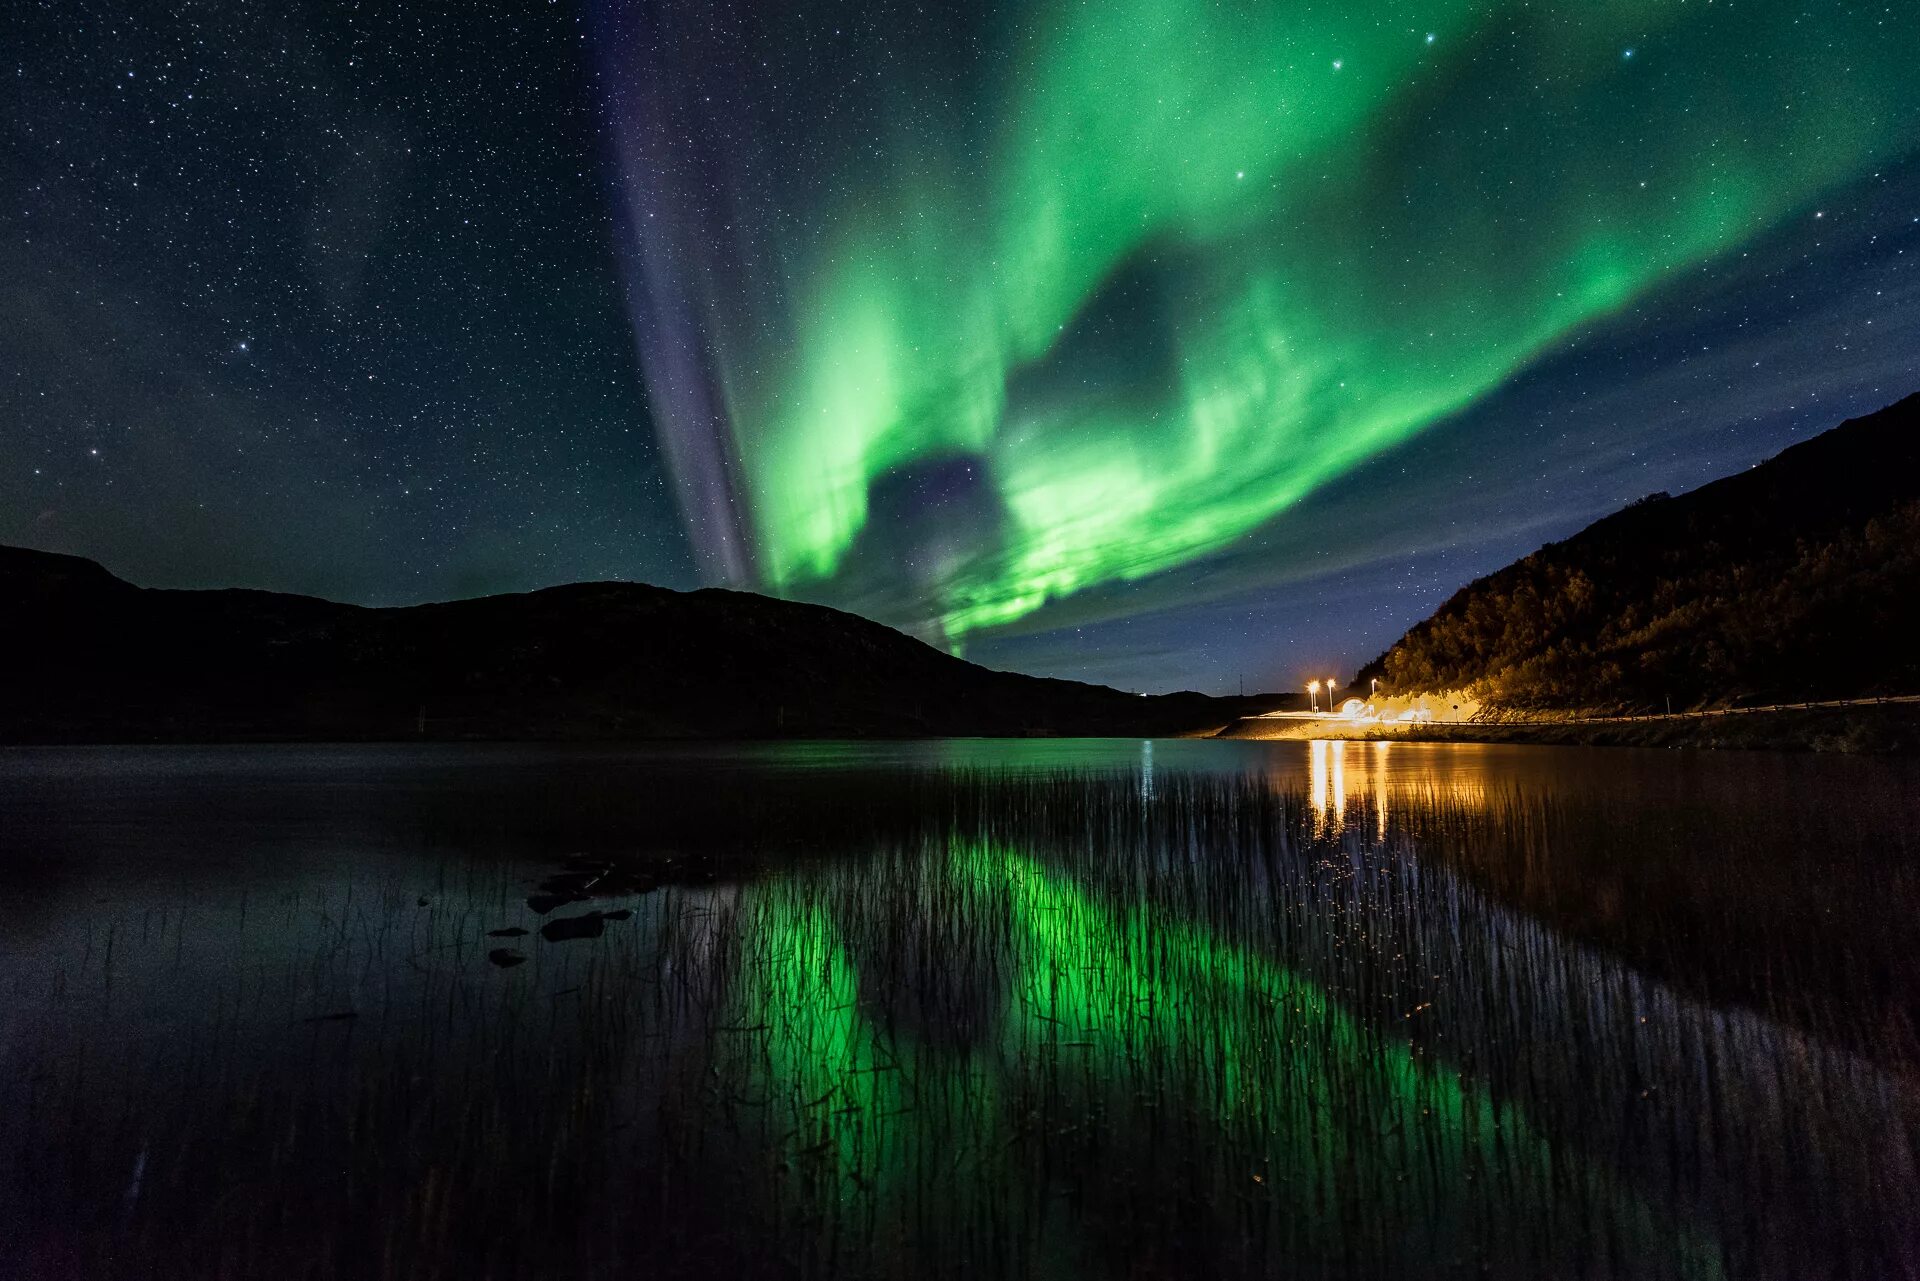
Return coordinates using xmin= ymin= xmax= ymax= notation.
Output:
xmin=4 ymin=757 xmax=1917 ymax=1278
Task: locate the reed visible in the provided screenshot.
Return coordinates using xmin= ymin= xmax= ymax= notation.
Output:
xmin=4 ymin=752 xmax=1915 ymax=1278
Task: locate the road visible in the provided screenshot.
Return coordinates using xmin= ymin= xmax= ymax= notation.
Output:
xmin=1255 ymin=693 xmax=1920 ymax=727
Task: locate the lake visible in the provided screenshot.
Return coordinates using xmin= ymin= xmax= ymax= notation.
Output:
xmin=3 ymin=741 xmax=1916 ymax=1278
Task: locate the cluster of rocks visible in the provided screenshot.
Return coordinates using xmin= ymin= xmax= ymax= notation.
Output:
xmin=482 ymin=854 xmax=694 ymax=967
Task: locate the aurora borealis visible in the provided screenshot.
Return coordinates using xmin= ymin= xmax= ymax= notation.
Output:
xmin=7 ymin=0 xmax=1920 ymax=689
xmin=598 ymin=0 xmax=1920 ymax=665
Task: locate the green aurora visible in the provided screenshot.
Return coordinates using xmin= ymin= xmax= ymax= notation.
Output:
xmin=613 ymin=0 xmax=1920 ymax=644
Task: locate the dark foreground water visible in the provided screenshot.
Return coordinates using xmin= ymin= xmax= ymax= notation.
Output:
xmin=2 ymin=741 xmax=1917 ymax=1279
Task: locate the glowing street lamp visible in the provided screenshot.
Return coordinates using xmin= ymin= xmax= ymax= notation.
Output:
xmin=1370 ymin=678 xmax=1380 ymax=696
xmin=1307 ymin=680 xmax=1321 ymax=712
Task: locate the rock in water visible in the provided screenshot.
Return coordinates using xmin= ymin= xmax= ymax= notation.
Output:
xmin=540 ymin=912 xmax=606 ymax=943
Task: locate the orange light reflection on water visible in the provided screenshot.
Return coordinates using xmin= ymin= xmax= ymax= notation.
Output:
xmin=1302 ymin=739 xmax=1515 ymax=839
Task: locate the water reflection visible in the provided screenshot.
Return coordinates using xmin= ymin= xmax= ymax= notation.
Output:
xmin=726 ymin=841 xmax=1732 ymax=1277
xmin=1304 ymin=736 xmax=1523 ymax=830
xmin=1304 ymin=738 xmax=1401 ymax=842
xmin=2 ymin=743 xmax=1916 ymax=1279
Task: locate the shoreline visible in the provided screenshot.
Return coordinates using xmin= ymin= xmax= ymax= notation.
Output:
xmin=1214 ymin=701 xmax=1920 ymax=754
xmin=4 ymin=703 xmax=1916 ymax=754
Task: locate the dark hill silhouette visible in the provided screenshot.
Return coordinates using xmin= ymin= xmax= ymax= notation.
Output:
xmin=1358 ymin=393 xmax=1920 ymax=713
xmin=0 ymin=546 xmax=1279 ymax=741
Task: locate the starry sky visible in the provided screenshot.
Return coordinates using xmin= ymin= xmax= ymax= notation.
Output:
xmin=8 ymin=1 xmax=1920 ymax=693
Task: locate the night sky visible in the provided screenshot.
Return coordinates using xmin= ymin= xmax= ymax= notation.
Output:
xmin=8 ymin=1 xmax=1920 ymax=693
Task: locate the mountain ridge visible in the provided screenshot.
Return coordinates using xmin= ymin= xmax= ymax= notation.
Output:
xmin=1357 ymin=392 xmax=1920 ymax=712
xmin=0 ymin=543 xmax=1283 ymax=741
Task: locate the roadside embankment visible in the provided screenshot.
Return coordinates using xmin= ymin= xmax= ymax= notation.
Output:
xmin=1215 ymin=700 xmax=1920 ymax=754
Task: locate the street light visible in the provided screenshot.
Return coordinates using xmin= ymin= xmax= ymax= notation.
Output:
xmin=1307 ymin=680 xmax=1320 ymax=712
xmin=1370 ymin=678 xmax=1380 ymax=696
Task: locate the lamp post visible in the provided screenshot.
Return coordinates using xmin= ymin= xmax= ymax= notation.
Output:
xmin=1307 ymin=680 xmax=1320 ymax=712
xmin=1370 ymin=678 xmax=1380 ymax=696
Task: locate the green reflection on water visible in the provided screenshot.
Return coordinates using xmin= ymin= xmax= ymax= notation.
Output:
xmin=733 ymin=840 xmax=1723 ymax=1276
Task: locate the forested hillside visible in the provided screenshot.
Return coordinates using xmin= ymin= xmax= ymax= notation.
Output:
xmin=1358 ymin=394 xmax=1920 ymax=712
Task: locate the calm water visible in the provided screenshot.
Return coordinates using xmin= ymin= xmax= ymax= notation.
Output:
xmin=2 ymin=741 xmax=1917 ymax=1279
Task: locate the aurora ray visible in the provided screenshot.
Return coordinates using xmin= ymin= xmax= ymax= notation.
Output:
xmin=597 ymin=0 xmax=1920 ymax=647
